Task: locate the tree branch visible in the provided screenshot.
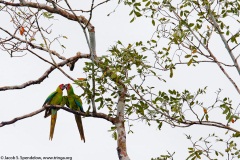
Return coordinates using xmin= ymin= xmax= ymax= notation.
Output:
xmin=171 ymin=8 xmax=240 ymax=94
xmin=207 ymin=6 xmax=240 ymax=76
xmin=0 ymin=105 xmax=115 ymax=128
xmin=115 ymin=87 xmax=130 ymax=160
xmin=0 ymin=107 xmax=45 ymax=127
xmin=0 ymin=0 xmax=94 ymax=31
xmin=0 ymin=54 xmax=90 ymax=91
xmin=0 ymin=26 xmax=67 ymax=61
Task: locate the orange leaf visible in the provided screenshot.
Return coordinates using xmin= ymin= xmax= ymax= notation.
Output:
xmin=77 ymin=78 xmax=86 ymax=81
xmin=203 ymin=107 xmax=207 ymax=114
xmin=231 ymin=119 xmax=235 ymax=123
xmin=192 ymin=49 xmax=197 ymax=54
xmin=19 ymin=26 xmax=25 ymax=36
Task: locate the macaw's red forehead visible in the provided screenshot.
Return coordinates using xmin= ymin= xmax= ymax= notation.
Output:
xmin=59 ymin=84 xmax=64 ymax=89
xmin=66 ymin=83 xmax=71 ymax=90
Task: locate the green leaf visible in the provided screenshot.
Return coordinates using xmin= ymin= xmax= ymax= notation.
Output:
xmin=111 ymin=73 xmax=117 ymax=79
xmin=151 ymin=39 xmax=157 ymax=43
xmin=187 ymin=58 xmax=193 ymax=66
xmin=185 ymin=54 xmax=191 ymax=58
xmin=170 ymin=68 xmax=173 ymax=78
xmin=117 ymin=40 xmax=122 ymax=45
xmin=130 ymin=17 xmax=135 ymax=23
xmin=145 ymin=1 xmax=150 ymax=6
xmin=232 ymin=132 xmax=240 ymax=137
xmin=189 ymin=23 xmax=194 ymax=27
xmin=134 ymin=11 xmax=142 ymax=17
xmin=112 ymin=131 xmax=117 ymax=140
xmin=43 ymin=12 xmax=54 ymax=19
xmin=152 ymin=19 xmax=155 ymax=26
xmin=206 ymin=114 xmax=209 ymax=121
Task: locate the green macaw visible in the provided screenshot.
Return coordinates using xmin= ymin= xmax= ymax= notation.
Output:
xmin=43 ymin=84 xmax=66 ymax=140
xmin=65 ymin=83 xmax=85 ymax=142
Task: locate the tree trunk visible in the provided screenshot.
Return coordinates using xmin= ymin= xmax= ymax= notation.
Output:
xmin=115 ymin=88 xmax=130 ymax=160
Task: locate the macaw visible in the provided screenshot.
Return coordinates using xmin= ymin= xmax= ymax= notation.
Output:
xmin=43 ymin=84 xmax=66 ymax=140
xmin=65 ymin=83 xmax=85 ymax=142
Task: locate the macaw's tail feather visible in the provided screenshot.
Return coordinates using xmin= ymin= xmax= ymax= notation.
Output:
xmin=49 ymin=111 xmax=57 ymax=141
xmin=75 ymin=115 xmax=85 ymax=143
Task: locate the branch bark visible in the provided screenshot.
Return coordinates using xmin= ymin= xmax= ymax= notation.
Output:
xmin=0 ymin=0 xmax=94 ymax=31
xmin=115 ymin=87 xmax=130 ymax=160
xmin=0 ymin=107 xmax=45 ymax=127
xmin=207 ymin=6 xmax=240 ymax=76
xmin=0 ymin=105 xmax=115 ymax=128
xmin=0 ymin=54 xmax=90 ymax=91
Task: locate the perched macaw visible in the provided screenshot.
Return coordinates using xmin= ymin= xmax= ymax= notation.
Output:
xmin=65 ymin=83 xmax=85 ymax=142
xmin=43 ymin=84 xmax=66 ymax=140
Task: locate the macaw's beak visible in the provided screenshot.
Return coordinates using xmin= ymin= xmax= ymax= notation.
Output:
xmin=59 ymin=84 xmax=66 ymax=90
xmin=64 ymin=84 xmax=68 ymax=90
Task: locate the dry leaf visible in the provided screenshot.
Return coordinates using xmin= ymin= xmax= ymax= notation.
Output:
xmin=77 ymin=78 xmax=86 ymax=81
xmin=203 ymin=107 xmax=207 ymax=114
xmin=19 ymin=26 xmax=25 ymax=36
xmin=192 ymin=49 xmax=197 ymax=54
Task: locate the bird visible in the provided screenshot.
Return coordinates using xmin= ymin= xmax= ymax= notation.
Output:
xmin=65 ymin=83 xmax=85 ymax=142
xmin=43 ymin=84 xmax=66 ymax=140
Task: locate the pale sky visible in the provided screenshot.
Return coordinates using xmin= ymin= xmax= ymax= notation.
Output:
xmin=0 ymin=1 xmax=240 ymax=160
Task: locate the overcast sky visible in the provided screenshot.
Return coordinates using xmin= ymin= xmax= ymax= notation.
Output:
xmin=0 ymin=1 xmax=240 ymax=160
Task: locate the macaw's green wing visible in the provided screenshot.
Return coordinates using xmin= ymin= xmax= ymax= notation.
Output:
xmin=43 ymin=91 xmax=57 ymax=118
xmin=43 ymin=91 xmax=58 ymax=106
xmin=74 ymin=97 xmax=84 ymax=112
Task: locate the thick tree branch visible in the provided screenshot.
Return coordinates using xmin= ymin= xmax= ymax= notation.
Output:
xmin=59 ymin=105 xmax=115 ymax=123
xmin=0 ymin=0 xmax=94 ymax=31
xmin=0 ymin=107 xmax=45 ymax=127
xmin=115 ymin=87 xmax=130 ymax=160
xmin=0 ymin=54 xmax=90 ymax=91
xmin=0 ymin=105 xmax=115 ymax=128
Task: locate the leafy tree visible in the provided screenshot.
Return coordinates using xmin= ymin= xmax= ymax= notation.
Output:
xmin=0 ymin=0 xmax=240 ymax=159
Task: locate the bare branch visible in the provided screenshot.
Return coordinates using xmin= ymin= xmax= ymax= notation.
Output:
xmin=174 ymin=60 xmax=235 ymax=67
xmin=0 ymin=107 xmax=45 ymax=127
xmin=0 ymin=26 xmax=67 ymax=61
xmin=182 ymin=120 xmax=240 ymax=133
xmin=0 ymin=54 xmax=90 ymax=91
